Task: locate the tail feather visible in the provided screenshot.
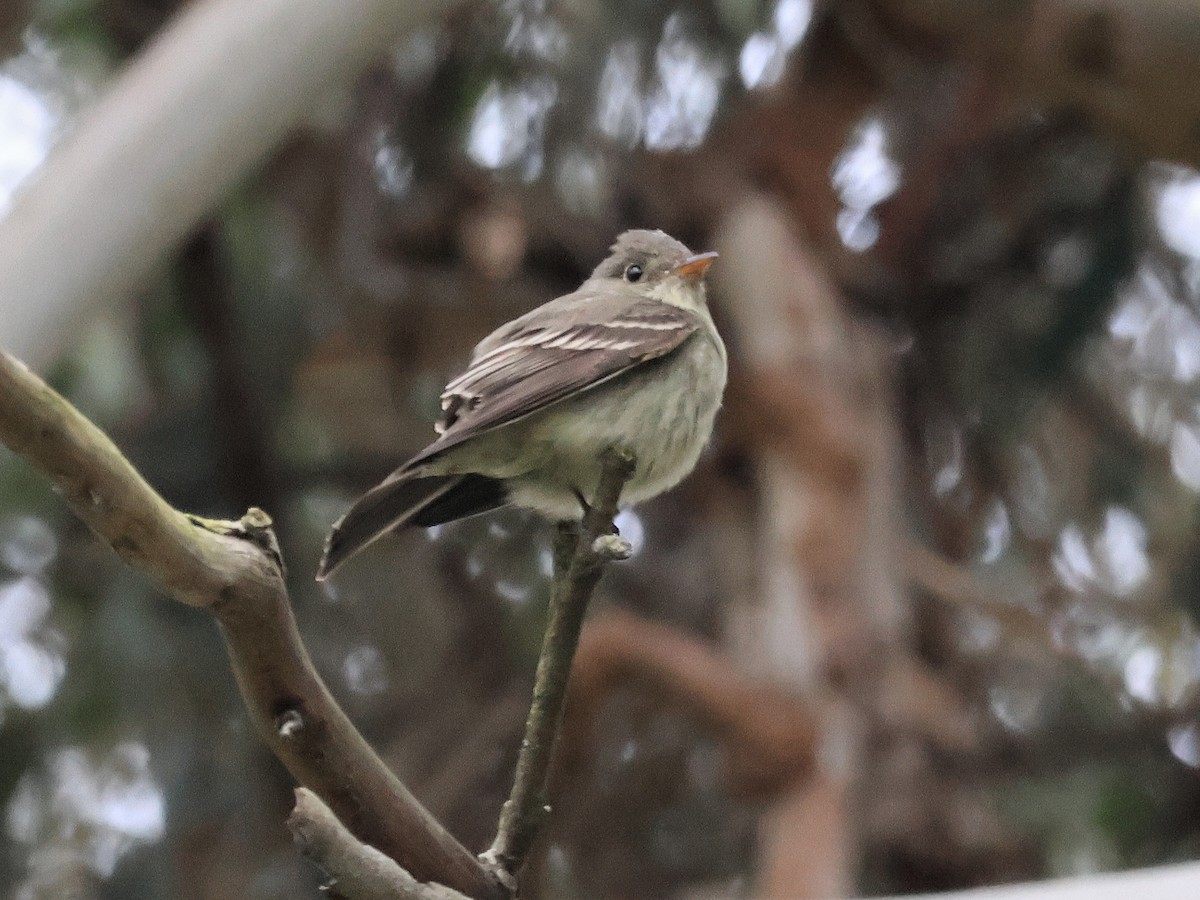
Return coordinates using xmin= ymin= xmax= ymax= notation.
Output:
xmin=316 ymin=472 xmax=509 ymax=580
xmin=411 ymin=473 xmax=510 ymax=527
xmin=318 ymin=474 xmax=458 ymax=580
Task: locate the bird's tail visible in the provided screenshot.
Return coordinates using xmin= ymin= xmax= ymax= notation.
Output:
xmin=316 ymin=472 xmax=508 ymax=580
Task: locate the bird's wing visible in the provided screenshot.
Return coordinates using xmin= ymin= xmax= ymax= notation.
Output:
xmin=403 ymin=294 xmax=698 ymax=469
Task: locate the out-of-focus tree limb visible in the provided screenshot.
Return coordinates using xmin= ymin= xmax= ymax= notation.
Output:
xmin=288 ymin=789 xmax=473 ymax=900
xmin=2 ymin=0 xmax=450 ymax=370
xmin=856 ymin=0 xmax=1200 ymax=166
xmin=899 ymin=539 xmax=1049 ymax=645
xmin=711 ymin=195 xmax=918 ymax=898
xmin=565 ymin=609 xmax=818 ymax=798
xmin=486 ymin=449 xmax=636 ymax=881
xmin=757 ymin=771 xmax=854 ymax=900
xmin=0 ymin=349 xmax=503 ymax=900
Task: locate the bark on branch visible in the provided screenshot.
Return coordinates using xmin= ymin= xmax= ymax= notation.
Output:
xmin=485 ymin=448 xmax=637 ymax=879
xmin=289 ymin=789 xmax=473 ymax=900
xmin=0 ymin=349 xmax=503 ymax=900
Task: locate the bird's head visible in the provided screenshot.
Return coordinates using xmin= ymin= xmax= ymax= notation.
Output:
xmin=589 ymin=229 xmax=718 ymax=310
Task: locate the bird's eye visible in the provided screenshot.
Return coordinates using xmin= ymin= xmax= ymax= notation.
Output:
xmin=624 ymin=264 xmax=643 ymax=283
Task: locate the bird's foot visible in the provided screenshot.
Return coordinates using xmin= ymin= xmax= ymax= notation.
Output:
xmin=573 ymin=487 xmax=620 ymax=535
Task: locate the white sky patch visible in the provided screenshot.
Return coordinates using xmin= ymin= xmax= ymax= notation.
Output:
xmin=644 ymin=15 xmax=726 ymax=152
xmin=1095 ymin=507 xmax=1151 ymax=595
xmin=495 ymin=577 xmax=533 ymax=605
xmin=1053 ymin=603 xmax=1138 ymax=666
xmin=466 ymin=77 xmax=557 ymax=178
xmin=596 ymin=40 xmax=644 ymax=147
xmin=0 ymin=574 xmax=66 ymax=717
xmin=538 ymin=545 xmax=555 ymax=578
xmin=1169 ymin=722 xmax=1200 ymax=767
xmin=978 ymin=499 xmax=1011 ymax=565
xmin=4 ymin=638 xmax=64 ymax=709
xmin=1104 ymin=263 xmax=1200 ymax=475
xmin=1 ymin=515 xmax=57 ymax=577
xmin=372 ymin=129 xmax=413 ymax=199
xmin=1053 ymin=506 xmax=1150 ymax=598
xmin=503 ymin=0 xmax=570 ymax=62
xmin=1119 ymin=626 xmax=1200 ymax=709
xmin=932 ymin=433 xmax=962 ymax=496
xmin=1125 ymin=384 xmax=1174 ymax=445
xmin=1171 ymin=418 xmax=1200 ymax=490
xmin=1055 ymin=524 xmax=1097 ymax=592
xmin=343 ymin=644 xmax=387 ymax=696
xmin=6 ymin=743 xmax=165 ymax=879
xmin=0 ymin=74 xmax=55 ymax=218
xmin=987 ymin=674 xmax=1043 ymax=733
xmin=1109 ymin=265 xmax=1200 ymax=383
xmin=740 ymin=0 xmax=813 ymax=91
xmin=739 ymin=32 xmax=785 ymax=90
xmin=832 ymin=116 xmax=901 ymax=251
xmin=1124 ymin=643 xmax=1161 ymax=704
xmin=555 ymin=147 xmax=609 ymax=216
xmin=613 ymin=508 xmax=645 ymax=557
xmin=1154 ymin=163 xmax=1200 ymax=258
xmin=0 ymin=29 xmax=106 ymax=220
xmin=774 ymin=0 xmax=814 ymax=49
xmin=0 ymin=578 xmax=50 ymax=647
xmin=924 ymin=419 xmax=963 ymax=498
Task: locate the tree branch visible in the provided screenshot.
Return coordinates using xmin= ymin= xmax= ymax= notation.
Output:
xmin=564 ymin=609 xmax=819 ymax=798
xmin=0 ymin=349 xmax=503 ymax=900
xmin=4 ymin=0 xmax=451 ymax=369
xmin=485 ymin=448 xmax=637 ymax=878
xmin=289 ymin=789 xmax=473 ymax=900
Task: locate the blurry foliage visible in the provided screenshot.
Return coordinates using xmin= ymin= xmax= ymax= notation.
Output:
xmin=2 ymin=0 xmax=1200 ymax=898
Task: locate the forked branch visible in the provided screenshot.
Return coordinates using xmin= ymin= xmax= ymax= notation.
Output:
xmin=0 ymin=349 xmax=503 ymax=900
xmin=289 ymin=789 xmax=473 ymax=900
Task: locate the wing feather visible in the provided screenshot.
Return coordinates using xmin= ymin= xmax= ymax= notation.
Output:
xmin=406 ymin=298 xmax=697 ymax=469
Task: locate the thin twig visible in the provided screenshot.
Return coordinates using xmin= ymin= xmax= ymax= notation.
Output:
xmin=289 ymin=788 xmax=473 ymax=900
xmin=484 ymin=448 xmax=637 ymax=878
xmin=0 ymin=349 xmax=503 ymax=900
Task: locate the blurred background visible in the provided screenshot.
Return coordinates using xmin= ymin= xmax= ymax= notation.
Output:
xmin=2 ymin=0 xmax=1200 ymax=897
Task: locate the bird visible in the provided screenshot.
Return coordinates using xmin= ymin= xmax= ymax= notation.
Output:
xmin=316 ymin=229 xmax=726 ymax=580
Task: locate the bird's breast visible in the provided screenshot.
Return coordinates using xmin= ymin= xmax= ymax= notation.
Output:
xmin=507 ymin=327 xmax=726 ymax=516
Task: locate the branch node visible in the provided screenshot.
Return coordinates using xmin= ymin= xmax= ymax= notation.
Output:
xmin=477 ymin=853 xmax=518 ymax=893
xmin=599 ymin=445 xmax=637 ymax=477
xmin=276 ymin=708 xmax=305 ymax=738
xmin=185 ymin=507 xmax=284 ymax=573
xmin=591 ymin=533 xmax=632 ymax=560
xmin=241 ymin=506 xmax=274 ymax=530
xmin=290 ymin=788 xmax=476 ymax=900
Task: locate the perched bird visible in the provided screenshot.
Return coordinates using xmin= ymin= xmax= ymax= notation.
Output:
xmin=316 ymin=229 xmax=726 ymax=580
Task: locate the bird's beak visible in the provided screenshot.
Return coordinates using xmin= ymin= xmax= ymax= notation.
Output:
xmin=671 ymin=251 xmax=718 ymax=282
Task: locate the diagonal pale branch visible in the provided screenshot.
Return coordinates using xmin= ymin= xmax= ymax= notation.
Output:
xmin=0 ymin=349 xmax=503 ymax=900
xmin=485 ymin=448 xmax=637 ymax=878
xmin=289 ymin=789 xmax=473 ymax=900
xmin=4 ymin=0 xmax=451 ymax=369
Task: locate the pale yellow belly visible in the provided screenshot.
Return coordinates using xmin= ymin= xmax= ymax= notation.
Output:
xmin=502 ymin=331 xmax=727 ymax=518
